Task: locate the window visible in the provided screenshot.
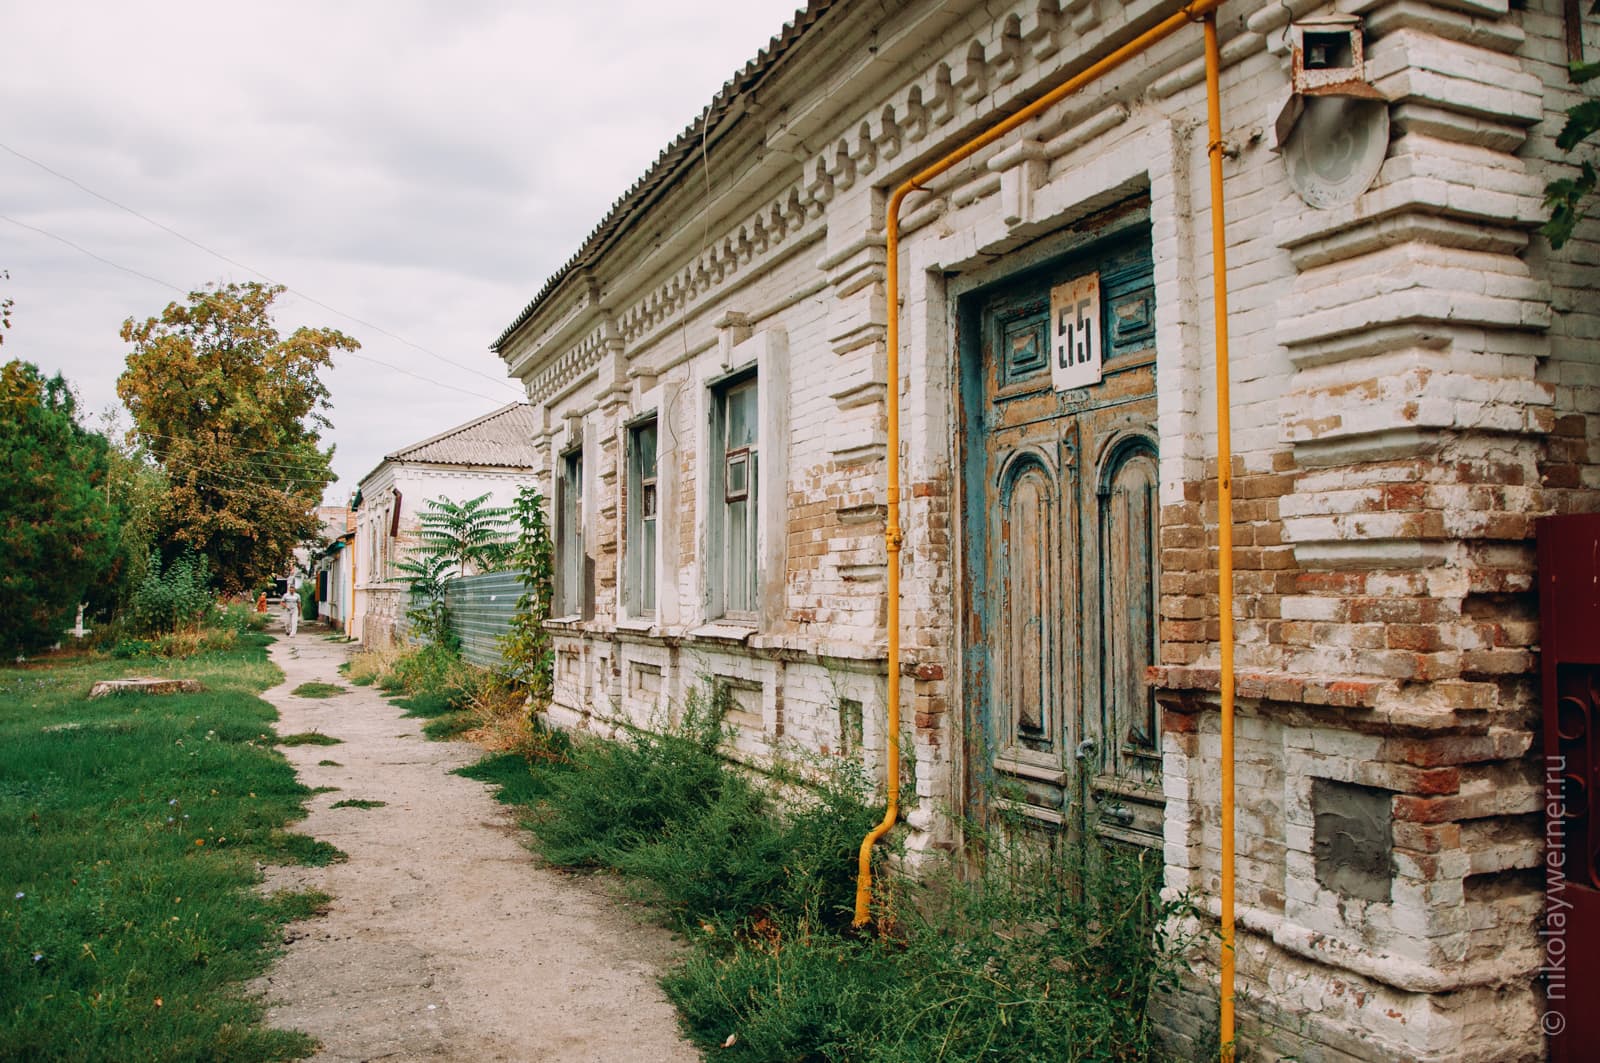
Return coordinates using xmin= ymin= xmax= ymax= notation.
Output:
xmin=711 ymin=373 xmax=758 ymax=618
xmin=556 ymin=445 xmax=584 ymax=617
xmin=625 ymin=417 xmax=658 ymax=617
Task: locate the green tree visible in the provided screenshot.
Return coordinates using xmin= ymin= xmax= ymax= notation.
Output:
xmin=391 ymin=493 xmax=514 ymax=651
xmin=82 ymin=435 xmax=166 ymax=624
xmin=414 ymin=493 xmax=515 ymax=578
xmin=1 ymin=270 xmax=12 ymax=347
xmin=395 ymin=550 xmax=457 ymax=650
xmin=0 ymin=360 xmax=123 ymax=654
xmin=116 ymin=282 xmax=357 ymax=594
xmin=1544 ymin=3 xmax=1600 ymax=249
xmin=499 ymin=485 xmax=556 ymax=701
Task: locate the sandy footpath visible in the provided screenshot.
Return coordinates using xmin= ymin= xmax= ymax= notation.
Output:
xmin=251 ymin=618 xmax=699 ymax=1062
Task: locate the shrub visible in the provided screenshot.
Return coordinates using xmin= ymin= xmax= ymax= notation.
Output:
xmin=388 ymin=643 xmax=470 ymax=701
xmin=125 ymin=550 xmax=212 ymax=636
xmin=498 ymin=485 xmax=555 ymax=703
xmin=153 ymin=629 xmax=205 ymax=658
xmin=528 ymin=686 xmax=875 ymax=934
xmin=206 ymin=601 xmax=254 ymax=637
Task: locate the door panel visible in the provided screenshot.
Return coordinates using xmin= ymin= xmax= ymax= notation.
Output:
xmin=961 ymin=227 xmax=1162 ymax=841
xmin=1000 ymin=456 xmax=1057 ymax=745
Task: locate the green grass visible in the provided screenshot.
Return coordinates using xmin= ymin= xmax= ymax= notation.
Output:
xmin=420 ymin=712 xmax=474 ymax=741
xmin=0 ymin=635 xmax=337 ymax=1060
xmin=315 ymin=760 xmax=341 ymax=768
xmin=328 ymin=799 xmax=385 ymax=811
xmin=264 ymin=889 xmax=332 ymax=922
xmin=390 ymin=690 xmax=475 ymax=742
xmin=390 ymin=692 xmax=456 ymax=718
xmin=454 ymin=752 xmax=568 ymax=806
xmin=277 ymin=732 xmax=340 ymax=747
xmin=349 ymin=675 xmax=375 ymax=687
xmin=289 ymin=682 xmax=343 ymax=699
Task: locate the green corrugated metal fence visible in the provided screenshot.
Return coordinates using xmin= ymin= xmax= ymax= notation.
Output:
xmin=442 ymin=571 xmax=523 ymax=669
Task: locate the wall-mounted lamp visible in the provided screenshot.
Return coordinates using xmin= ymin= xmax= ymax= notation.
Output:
xmin=1272 ymin=15 xmax=1390 ymax=210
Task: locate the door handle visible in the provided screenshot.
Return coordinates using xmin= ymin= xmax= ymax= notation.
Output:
xmin=1075 ymin=738 xmax=1097 ymax=760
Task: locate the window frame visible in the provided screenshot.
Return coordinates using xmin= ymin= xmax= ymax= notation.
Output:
xmin=556 ymin=443 xmax=585 ymax=619
xmin=709 ymin=369 xmax=759 ymax=622
xmin=624 ymin=414 xmax=659 ymax=619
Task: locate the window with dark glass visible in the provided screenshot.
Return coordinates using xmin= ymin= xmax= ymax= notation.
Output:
xmin=625 ymin=417 xmax=658 ymax=617
xmin=556 ymin=446 xmax=584 ymax=617
xmin=711 ymin=373 xmax=758 ymax=618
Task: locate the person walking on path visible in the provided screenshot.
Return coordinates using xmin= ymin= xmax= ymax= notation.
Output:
xmin=283 ymin=572 xmax=301 ymax=637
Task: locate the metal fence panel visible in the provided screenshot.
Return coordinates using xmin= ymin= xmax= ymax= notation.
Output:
xmin=443 ymin=571 xmax=524 ymax=669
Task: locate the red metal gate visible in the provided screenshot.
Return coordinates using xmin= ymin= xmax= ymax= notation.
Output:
xmin=1538 ymin=514 xmax=1600 ymax=1060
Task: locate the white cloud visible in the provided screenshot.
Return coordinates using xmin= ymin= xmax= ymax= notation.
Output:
xmin=1 ymin=0 xmax=803 ymax=504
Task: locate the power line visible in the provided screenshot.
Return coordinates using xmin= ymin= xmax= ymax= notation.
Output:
xmin=1 ymin=140 xmax=521 ymax=395
xmin=142 ymin=443 xmax=335 ymax=476
xmin=0 ymin=212 xmax=184 ymax=294
xmin=160 ymin=456 xmax=332 ymax=491
xmin=0 ymin=212 xmax=515 ymax=403
xmin=132 ymin=432 xmax=335 ymax=461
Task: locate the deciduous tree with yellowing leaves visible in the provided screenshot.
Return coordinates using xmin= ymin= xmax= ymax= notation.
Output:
xmin=117 ymin=281 xmax=357 ymax=594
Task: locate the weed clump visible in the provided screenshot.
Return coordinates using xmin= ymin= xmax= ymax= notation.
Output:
xmin=278 ymin=732 xmax=341 ymax=747
xmin=523 ymin=687 xmax=875 ymax=936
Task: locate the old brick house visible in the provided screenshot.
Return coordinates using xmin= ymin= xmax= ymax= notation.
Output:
xmin=492 ymin=2 xmax=1598 ymax=1058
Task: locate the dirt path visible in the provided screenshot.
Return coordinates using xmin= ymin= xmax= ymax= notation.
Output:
xmin=252 ymin=620 xmax=699 ymax=1062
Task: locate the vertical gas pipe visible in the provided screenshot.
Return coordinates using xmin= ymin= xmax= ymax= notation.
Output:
xmin=1203 ymin=14 xmax=1238 ymax=1060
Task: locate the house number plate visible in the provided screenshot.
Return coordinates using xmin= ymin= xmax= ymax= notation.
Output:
xmin=1050 ymin=271 xmax=1101 ymax=392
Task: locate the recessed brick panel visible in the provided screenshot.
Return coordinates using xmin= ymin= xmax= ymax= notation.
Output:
xmin=1313 ymin=778 xmax=1394 ymax=904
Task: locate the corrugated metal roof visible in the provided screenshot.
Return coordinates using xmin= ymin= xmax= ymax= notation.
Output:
xmin=385 ymin=402 xmax=540 ymax=468
xmin=490 ymin=0 xmax=836 ymax=354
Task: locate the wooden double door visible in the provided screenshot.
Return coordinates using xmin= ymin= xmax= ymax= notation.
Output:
xmin=959 ymin=226 xmax=1164 ymax=843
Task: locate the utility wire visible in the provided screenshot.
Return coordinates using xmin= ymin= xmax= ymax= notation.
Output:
xmin=1 ymin=212 xmax=183 ymax=294
xmin=143 ymin=445 xmax=335 ymax=476
xmin=132 ymin=432 xmax=337 ymax=462
xmin=1 ymin=140 xmax=521 ymax=395
xmin=0 ymin=213 xmax=513 ymax=403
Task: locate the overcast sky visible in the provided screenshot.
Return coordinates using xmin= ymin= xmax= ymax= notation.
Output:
xmin=2 ymin=0 xmax=804 ymax=504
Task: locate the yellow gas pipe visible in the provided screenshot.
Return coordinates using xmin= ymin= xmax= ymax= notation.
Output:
xmin=853 ymin=0 xmax=1237 ymax=1056
xmin=1203 ymin=15 xmax=1237 ymax=1060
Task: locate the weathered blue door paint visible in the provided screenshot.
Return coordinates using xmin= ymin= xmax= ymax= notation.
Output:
xmin=960 ymin=225 xmax=1163 ymax=843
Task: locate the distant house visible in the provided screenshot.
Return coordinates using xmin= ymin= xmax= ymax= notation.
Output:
xmin=352 ymin=403 xmax=539 ymax=647
xmin=311 ymin=527 xmax=356 ymax=632
xmin=293 ymin=505 xmax=352 ymax=578
xmin=303 ymin=506 xmax=354 ymax=628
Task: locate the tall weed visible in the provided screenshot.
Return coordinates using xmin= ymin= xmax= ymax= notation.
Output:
xmin=528 ymin=687 xmax=876 ymax=933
